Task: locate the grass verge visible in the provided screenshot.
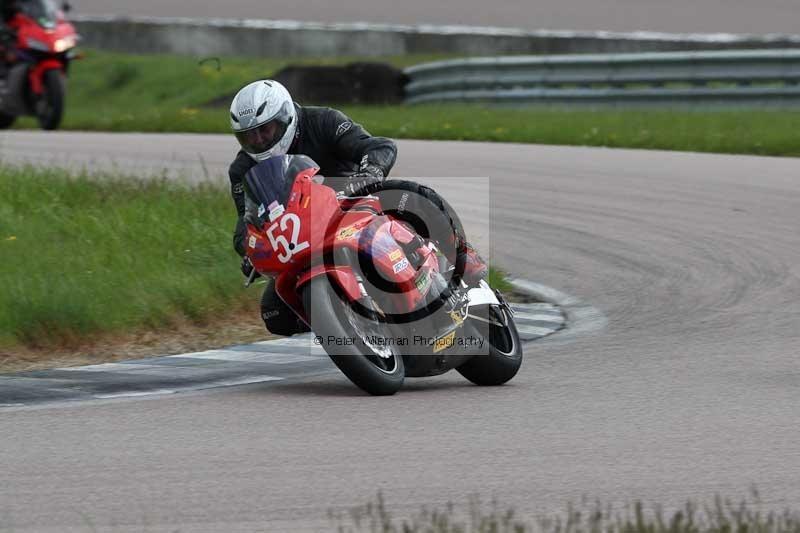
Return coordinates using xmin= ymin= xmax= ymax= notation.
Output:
xmin=330 ymin=492 xmax=800 ymax=533
xmin=12 ymin=49 xmax=800 ymax=157
xmin=0 ymin=164 xmax=256 ymax=362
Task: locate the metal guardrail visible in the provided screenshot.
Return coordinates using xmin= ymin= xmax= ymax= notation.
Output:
xmin=404 ymin=50 xmax=800 ymax=106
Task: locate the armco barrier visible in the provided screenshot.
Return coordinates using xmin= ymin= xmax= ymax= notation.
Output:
xmin=404 ymin=49 xmax=800 ymax=106
xmin=72 ymin=16 xmax=800 ymax=58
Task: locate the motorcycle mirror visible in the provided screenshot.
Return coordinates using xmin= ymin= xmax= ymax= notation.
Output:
xmin=62 ymin=1 xmax=72 ymax=12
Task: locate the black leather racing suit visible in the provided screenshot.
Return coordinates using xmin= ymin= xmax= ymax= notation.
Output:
xmin=229 ymin=104 xmax=398 ymax=335
xmin=0 ymin=5 xmax=16 ymax=58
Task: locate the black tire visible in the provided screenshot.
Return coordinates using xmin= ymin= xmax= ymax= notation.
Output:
xmin=302 ymin=276 xmax=405 ymax=396
xmin=36 ymin=69 xmax=65 ymax=131
xmin=0 ymin=112 xmax=15 ymax=129
xmin=260 ymin=278 xmax=311 ymax=336
xmin=457 ymin=306 xmax=523 ymax=386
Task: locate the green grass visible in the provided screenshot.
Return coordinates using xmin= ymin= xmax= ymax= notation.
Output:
xmin=0 ymin=165 xmax=246 ymax=349
xmin=342 ymin=106 xmax=800 ymax=157
xmin=11 ymin=49 xmax=800 ymax=157
xmin=488 ymin=267 xmax=514 ymax=294
xmin=330 ymin=492 xmax=800 ymax=533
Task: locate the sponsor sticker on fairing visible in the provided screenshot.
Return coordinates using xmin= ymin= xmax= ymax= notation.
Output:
xmin=336 ymin=226 xmax=359 ymax=241
xmin=414 ymin=271 xmax=432 ymax=295
xmin=393 ymin=258 xmax=410 ymax=274
xmin=389 ymin=249 xmax=403 ymax=262
xmin=433 ymin=331 xmax=456 ymax=353
xmin=268 ymin=201 xmax=285 ymax=222
xmin=248 ymin=235 xmax=257 ymax=249
xmin=449 ymin=310 xmax=465 ymax=327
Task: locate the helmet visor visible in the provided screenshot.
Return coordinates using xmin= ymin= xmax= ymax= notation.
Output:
xmin=235 ymin=117 xmax=290 ymax=156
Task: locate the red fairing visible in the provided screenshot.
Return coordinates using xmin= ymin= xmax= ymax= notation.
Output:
xmin=245 ymin=168 xmax=356 ymax=320
xmin=295 ymin=264 xmax=361 ymax=301
xmin=9 ymin=12 xmax=79 ymax=54
xmin=246 ymin=175 xmax=342 ymax=277
xmin=245 ymin=162 xmax=445 ymax=323
xmin=388 ymin=220 xmax=417 ymax=245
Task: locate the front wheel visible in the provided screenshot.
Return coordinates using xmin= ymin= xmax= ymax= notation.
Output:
xmin=302 ymin=277 xmax=405 ymax=396
xmin=36 ymin=69 xmax=65 ymax=130
xmin=457 ymin=305 xmax=523 ymax=386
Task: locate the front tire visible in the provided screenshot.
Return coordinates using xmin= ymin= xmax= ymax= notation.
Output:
xmin=457 ymin=306 xmax=523 ymax=386
xmin=302 ymin=277 xmax=405 ymax=396
xmin=36 ymin=69 xmax=65 ymax=131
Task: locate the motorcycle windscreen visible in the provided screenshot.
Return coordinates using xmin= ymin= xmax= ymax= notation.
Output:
xmin=243 ymin=154 xmax=320 ymax=224
xmin=17 ymin=0 xmax=59 ymax=27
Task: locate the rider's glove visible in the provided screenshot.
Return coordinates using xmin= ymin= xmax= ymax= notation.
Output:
xmin=344 ymin=164 xmax=384 ymax=196
xmin=355 ymin=162 xmax=385 ymax=178
xmin=241 ymin=256 xmax=260 ymax=280
xmin=344 ymin=175 xmax=382 ymax=197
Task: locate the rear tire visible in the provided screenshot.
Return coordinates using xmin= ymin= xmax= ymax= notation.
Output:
xmin=36 ymin=69 xmax=65 ymax=131
xmin=302 ymin=277 xmax=405 ymax=396
xmin=0 ymin=112 xmax=15 ymax=129
xmin=457 ymin=306 xmax=523 ymax=386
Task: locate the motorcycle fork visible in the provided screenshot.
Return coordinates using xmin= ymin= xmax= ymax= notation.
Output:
xmin=27 ymin=60 xmax=62 ymax=95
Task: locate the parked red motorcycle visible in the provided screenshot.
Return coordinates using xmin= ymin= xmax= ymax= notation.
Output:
xmin=0 ymin=0 xmax=80 ymax=130
xmin=243 ymin=155 xmax=523 ymax=395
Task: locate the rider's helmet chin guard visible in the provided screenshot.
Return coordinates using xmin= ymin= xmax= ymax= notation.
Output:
xmin=230 ymin=80 xmax=298 ymax=162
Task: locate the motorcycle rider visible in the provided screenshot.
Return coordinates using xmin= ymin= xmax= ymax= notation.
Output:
xmin=0 ymin=0 xmax=18 ymax=63
xmin=229 ymin=79 xmax=487 ymax=336
xmin=1 ymin=0 xmax=18 ymax=22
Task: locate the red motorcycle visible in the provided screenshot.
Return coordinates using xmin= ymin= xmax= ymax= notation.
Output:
xmin=0 ymin=0 xmax=80 ymax=130
xmin=243 ymin=155 xmax=523 ymax=395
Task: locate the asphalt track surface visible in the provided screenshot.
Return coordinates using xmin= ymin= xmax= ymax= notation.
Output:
xmin=73 ymin=0 xmax=800 ymax=36
xmin=2 ymin=132 xmax=800 ymax=531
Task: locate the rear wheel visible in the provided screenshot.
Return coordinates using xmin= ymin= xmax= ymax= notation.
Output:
xmin=302 ymin=276 xmax=405 ymax=396
xmin=457 ymin=305 xmax=523 ymax=386
xmin=0 ymin=112 xmax=15 ymax=129
xmin=36 ymin=69 xmax=65 ymax=130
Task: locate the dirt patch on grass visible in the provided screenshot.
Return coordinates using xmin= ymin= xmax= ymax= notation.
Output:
xmin=0 ymin=282 xmax=536 ymax=375
xmin=0 ymin=305 xmax=273 ymax=374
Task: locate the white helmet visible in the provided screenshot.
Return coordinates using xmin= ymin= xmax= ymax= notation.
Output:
xmin=230 ymin=80 xmax=298 ymax=162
